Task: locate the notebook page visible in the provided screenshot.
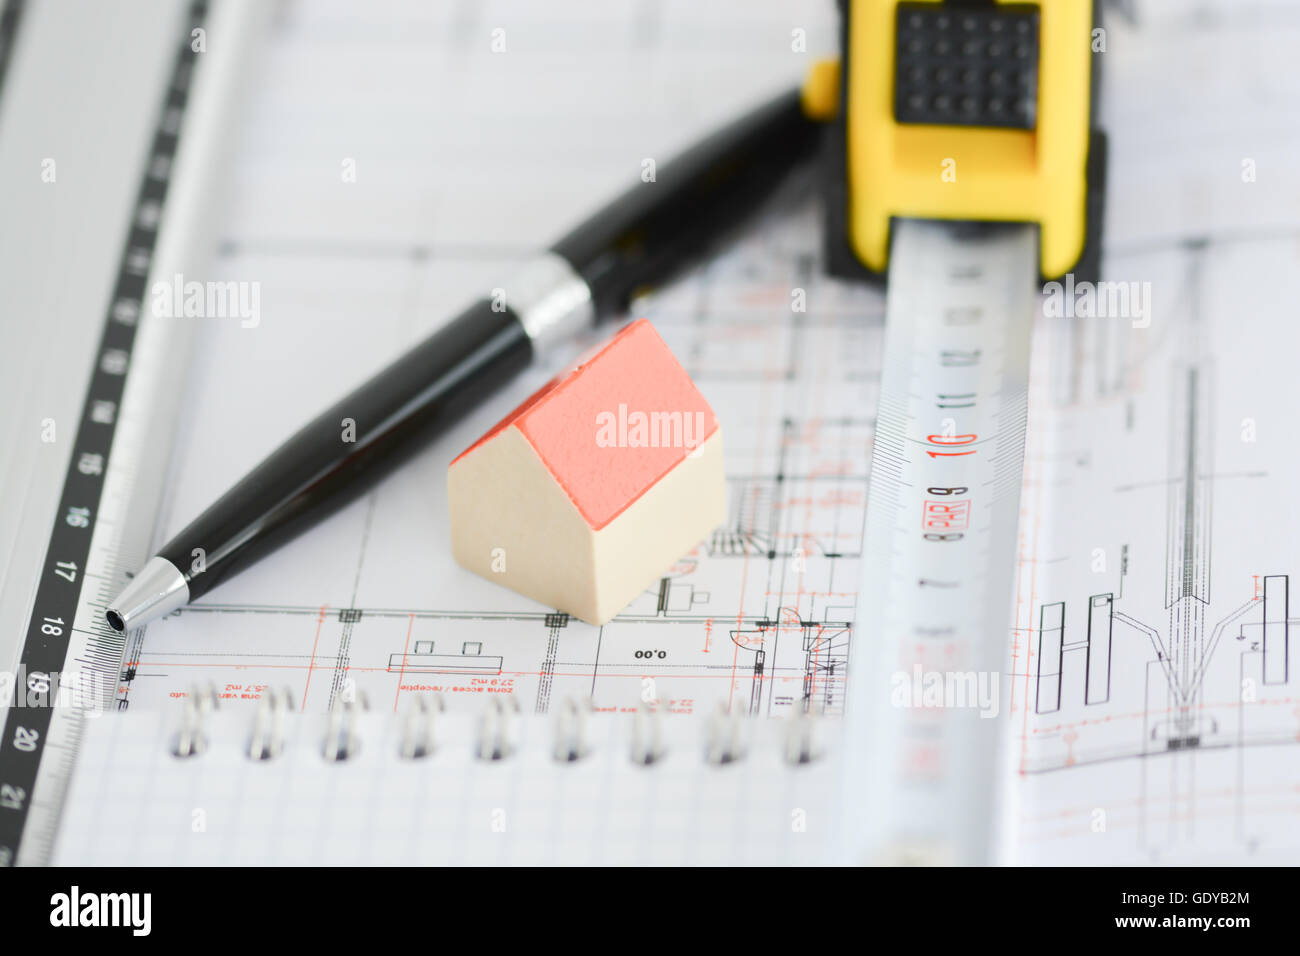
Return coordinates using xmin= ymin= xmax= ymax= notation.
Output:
xmin=55 ymin=706 xmax=836 ymax=865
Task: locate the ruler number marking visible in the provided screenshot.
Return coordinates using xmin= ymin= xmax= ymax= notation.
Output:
xmin=0 ymin=785 xmax=26 ymax=812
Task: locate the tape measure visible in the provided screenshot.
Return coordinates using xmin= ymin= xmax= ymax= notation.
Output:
xmin=807 ymin=0 xmax=1103 ymax=864
xmin=838 ymin=218 xmax=1038 ymax=865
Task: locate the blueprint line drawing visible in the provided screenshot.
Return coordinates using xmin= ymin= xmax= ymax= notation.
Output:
xmin=1011 ymin=231 xmax=1300 ymax=864
xmin=117 ymin=191 xmax=878 ymax=722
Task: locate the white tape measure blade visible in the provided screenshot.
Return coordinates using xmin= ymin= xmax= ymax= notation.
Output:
xmin=840 ymin=219 xmax=1038 ymax=865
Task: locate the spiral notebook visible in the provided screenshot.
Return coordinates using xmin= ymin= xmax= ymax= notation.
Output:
xmin=53 ymin=696 xmax=837 ymax=866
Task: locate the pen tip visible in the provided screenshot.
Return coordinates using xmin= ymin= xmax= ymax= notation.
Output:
xmin=105 ymin=557 xmax=190 ymax=632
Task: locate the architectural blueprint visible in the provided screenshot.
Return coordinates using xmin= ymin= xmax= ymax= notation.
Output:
xmin=1009 ymin=235 xmax=1300 ymax=865
xmin=117 ymin=0 xmax=867 ymax=722
xmin=124 ymin=198 xmax=878 ymax=722
xmin=106 ymin=0 xmax=1300 ymax=864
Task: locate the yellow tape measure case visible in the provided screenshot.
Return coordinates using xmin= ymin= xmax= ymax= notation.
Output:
xmin=814 ymin=0 xmax=1107 ymax=283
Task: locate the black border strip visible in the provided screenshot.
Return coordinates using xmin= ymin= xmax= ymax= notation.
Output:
xmin=0 ymin=0 xmax=208 ymax=867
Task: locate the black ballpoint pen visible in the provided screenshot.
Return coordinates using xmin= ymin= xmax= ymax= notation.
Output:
xmin=106 ymin=86 xmax=821 ymax=631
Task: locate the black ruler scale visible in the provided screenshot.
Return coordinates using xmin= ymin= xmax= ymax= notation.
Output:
xmin=0 ymin=0 xmax=208 ymax=867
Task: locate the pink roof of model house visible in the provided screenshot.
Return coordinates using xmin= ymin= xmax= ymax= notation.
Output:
xmin=452 ymin=319 xmax=719 ymax=530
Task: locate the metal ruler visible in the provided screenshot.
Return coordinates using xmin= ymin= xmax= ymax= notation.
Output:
xmin=0 ymin=0 xmax=268 ymax=866
xmin=838 ymin=219 xmax=1038 ymax=865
